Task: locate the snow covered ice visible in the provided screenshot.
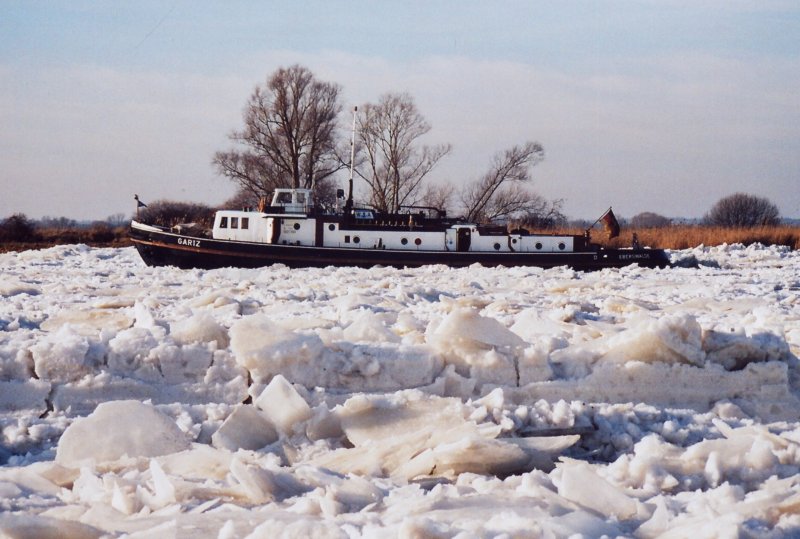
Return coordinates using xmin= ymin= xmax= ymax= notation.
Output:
xmin=1 ymin=243 xmax=800 ymax=537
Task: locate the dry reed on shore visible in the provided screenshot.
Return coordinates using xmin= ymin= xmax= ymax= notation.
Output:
xmin=585 ymin=225 xmax=800 ymax=250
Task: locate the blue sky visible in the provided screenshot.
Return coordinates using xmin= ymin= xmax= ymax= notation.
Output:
xmin=2 ymin=1 xmax=799 ymax=220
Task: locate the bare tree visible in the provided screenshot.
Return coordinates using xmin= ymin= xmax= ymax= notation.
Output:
xmin=105 ymin=213 xmax=128 ymax=227
xmin=514 ymin=194 xmax=566 ymax=229
xmin=38 ymin=216 xmax=78 ymax=230
xmin=630 ymin=212 xmax=671 ymax=228
xmin=419 ymin=182 xmax=456 ymax=214
xmin=705 ymin=193 xmax=780 ymax=228
xmin=214 ymin=151 xmax=286 ymax=203
xmin=0 ymin=214 xmax=37 ymax=242
xmin=460 ymin=142 xmax=545 ymax=222
xmin=214 ymin=65 xmax=343 ymax=201
xmin=138 ymin=201 xmax=216 ymax=228
xmin=222 ymin=187 xmax=261 ymax=211
xmin=354 ymin=93 xmax=451 ymax=212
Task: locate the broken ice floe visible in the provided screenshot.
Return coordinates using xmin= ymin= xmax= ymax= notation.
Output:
xmin=3 ymin=244 xmax=800 ymax=537
xmin=56 ymin=400 xmax=192 ymax=468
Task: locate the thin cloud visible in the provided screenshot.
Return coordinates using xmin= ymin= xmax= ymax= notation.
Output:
xmin=2 ymin=49 xmax=798 ymax=220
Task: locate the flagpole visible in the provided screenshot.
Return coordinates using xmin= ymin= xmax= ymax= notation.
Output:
xmin=585 ymin=207 xmax=613 ymax=237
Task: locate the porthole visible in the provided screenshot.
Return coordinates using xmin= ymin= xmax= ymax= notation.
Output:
xmin=293 ymin=223 xmax=300 ymax=230
xmin=558 ymin=242 xmax=566 ymax=251
xmin=328 ymin=224 xmax=335 ymax=231
xmin=414 ymin=238 xmax=422 ymax=246
xmin=401 ymin=238 xmax=408 ymax=245
xmin=535 ymin=242 xmax=543 ymax=250
xmin=493 ymin=243 xmax=501 ymax=251
xmin=353 ymin=236 xmax=360 ymax=244
xmin=512 ymin=238 xmax=517 ymax=244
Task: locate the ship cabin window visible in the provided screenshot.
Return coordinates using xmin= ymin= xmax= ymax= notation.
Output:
xmin=220 ymin=217 xmax=228 ymax=229
xmin=344 ymin=235 xmax=351 ymax=243
xmin=276 ymin=192 xmax=292 ymax=204
xmin=296 ymin=192 xmax=307 ymax=205
xmin=231 ymin=217 xmax=239 ymax=229
xmin=241 ymin=218 xmax=249 ymax=230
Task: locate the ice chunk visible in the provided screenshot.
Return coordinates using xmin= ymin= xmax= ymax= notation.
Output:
xmin=427 ymin=308 xmax=524 ymax=386
xmin=518 ymin=345 xmax=553 ymax=384
xmin=106 ymin=327 xmax=161 ymax=381
xmin=231 ymin=315 xmax=440 ymax=390
xmin=556 ymin=458 xmax=639 ymax=520
xmin=408 ymin=436 xmax=530 ymax=477
xmin=156 ymin=343 xmax=213 ymax=383
xmin=0 ymin=345 xmax=33 ymax=381
xmin=0 ymin=380 xmax=51 ymax=416
xmin=516 ymin=360 xmax=800 ymax=420
xmin=703 ymin=326 xmax=790 ymax=370
xmin=0 ymin=514 xmax=103 ymax=539
xmin=244 ymin=518 xmax=348 ymax=539
xmin=40 ymin=308 xmax=132 ymax=335
xmin=229 ymin=314 xmax=324 ymax=383
xmin=680 ymin=420 xmax=787 ymax=484
xmin=502 ymin=435 xmax=581 ymax=472
xmin=254 ymin=374 xmax=312 ymax=435
xmin=0 ymin=278 xmax=40 ymax=297
xmin=211 ymin=404 xmax=278 ymax=451
xmin=311 ymin=392 xmax=563 ymax=479
xmin=132 ymin=301 xmax=162 ymax=331
xmin=29 ymin=325 xmax=94 ymax=382
xmin=422 ymin=364 xmax=477 ymax=398
xmin=157 ymin=444 xmax=233 ymax=480
xmin=51 ymin=374 xmax=249 ymax=416
xmin=305 ymin=405 xmax=344 ymax=441
xmin=169 ymin=311 xmax=229 ymax=347
xmin=428 ymin=308 xmax=526 ymax=352
xmin=510 ymin=308 xmax=571 ymax=342
xmin=600 ymin=313 xmax=705 ymax=366
xmin=56 ymin=400 xmax=191 ymax=467
xmin=342 ymin=310 xmax=401 ymax=343
xmin=230 ymin=456 xmax=283 ymax=504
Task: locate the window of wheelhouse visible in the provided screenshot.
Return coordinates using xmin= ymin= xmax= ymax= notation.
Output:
xmin=231 ymin=217 xmax=239 ymax=229
xmin=241 ymin=218 xmax=249 ymax=229
xmin=219 ymin=216 xmax=228 ymax=228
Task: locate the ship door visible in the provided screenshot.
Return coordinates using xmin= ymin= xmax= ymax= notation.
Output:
xmin=456 ymin=227 xmax=471 ymax=252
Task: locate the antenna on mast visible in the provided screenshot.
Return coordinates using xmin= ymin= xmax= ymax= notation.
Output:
xmin=344 ymin=106 xmax=357 ymax=216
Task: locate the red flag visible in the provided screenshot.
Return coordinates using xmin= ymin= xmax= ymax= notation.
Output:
xmin=601 ymin=208 xmax=620 ymax=239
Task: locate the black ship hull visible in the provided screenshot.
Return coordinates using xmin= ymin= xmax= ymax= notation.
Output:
xmin=130 ymin=225 xmax=671 ymax=271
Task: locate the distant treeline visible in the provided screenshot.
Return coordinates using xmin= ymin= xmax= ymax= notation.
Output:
xmin=2 ymin=191 xmax=797 ymax=252
xmin=0 ymin=213 xmax=131 ymax=253
xmin=3 ymin=217 xmax=799 ymax=254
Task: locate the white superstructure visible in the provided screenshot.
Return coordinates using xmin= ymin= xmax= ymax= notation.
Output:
xmin=211 ymin=188 xmax=576 ymax=253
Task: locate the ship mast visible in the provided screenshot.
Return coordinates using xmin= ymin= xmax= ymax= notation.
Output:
xmin=344 ymin=106 xmax=357 ymax=216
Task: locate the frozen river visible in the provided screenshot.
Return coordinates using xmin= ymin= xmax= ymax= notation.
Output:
xmin=1 ymin=243 xmax=799 ymax=537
